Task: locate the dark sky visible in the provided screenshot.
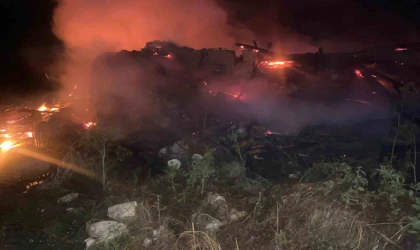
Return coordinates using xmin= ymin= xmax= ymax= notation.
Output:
xmin=0 ymin=0 xmax=419 ymax=99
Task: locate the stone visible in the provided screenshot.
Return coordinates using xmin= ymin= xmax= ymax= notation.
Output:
xmin=85 ymin=220 xmax=128 ymax=249
xmin=107 ymin=201 xmax=138 ymax=221
xmin=192 ymin=213 xmax=223 ymax=232
xmin=192 ymin=154 xmax=203 ymax=161
xmin=205 ymin=193 xmax=230 ymax=220
xmin=57 ymin=193 xmax=79 ymax=204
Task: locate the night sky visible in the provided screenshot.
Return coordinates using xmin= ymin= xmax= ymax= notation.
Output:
xmin=0 ymin=0 xmax=419 ymax=101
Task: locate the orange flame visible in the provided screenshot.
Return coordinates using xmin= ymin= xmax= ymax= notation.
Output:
xmin=84 ymin=122 xmax=97 ymax=129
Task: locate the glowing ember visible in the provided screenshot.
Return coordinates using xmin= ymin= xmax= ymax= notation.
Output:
xmin=26 ymin=132 xmax=33 ymax=138
xmin=37 ymin=104 xmax=47 ymax=111
xmin=354 ymin=69 xmax=363 ymax=78
xmin=261 ymin=60 xmax=294 ymax=68
xmin=269 ymin=61 xmax=285 ymax=66
xmin=153 ymin=51 xmax=158 ymax=56
xmin=395 ymin=47 xmax=407 ymax=52
xmin=0 ymin=140 xmax=17 ymax=151
xmin=84 ymin=122 xmax=97 ymax=129
xmin=266 ymin=130 xmax=272 ymax=135
xmin=3 ymin=134 xmax=10 ymax=138
xmin=25 ymin=180 xmax=44 ymax=193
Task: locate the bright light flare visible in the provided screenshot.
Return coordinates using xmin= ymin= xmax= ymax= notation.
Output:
xmin=1 ymin=140 xmax=17 ymax=151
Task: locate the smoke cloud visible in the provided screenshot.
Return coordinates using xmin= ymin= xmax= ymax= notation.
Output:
xmin=52 ymin=0 xmax=254 ymax=96
xmin=52 ymin=0 xmax=396 ymax=136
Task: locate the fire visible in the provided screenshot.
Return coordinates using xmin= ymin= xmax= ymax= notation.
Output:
xmin=37 ymin=104 xmax=47 ymax=111
xmin=84 ymin=122 xmax=97 ymax=129
xmin=1 ymin=140 xmax=17 ymax=151
xmin=268 ymin=61 xmax=285 ymax=66
xmin=37 ymin=103 xmax=61 ymax=112
xmin=261 ymin=60 xmax=294 ymax=68
xmin=354 ymin=69 xmax=363 ymax=78
xmin=26 ymin=132 xmax=33 ymax=138
xmin=395 ymin=47 xmax=407 ymax=52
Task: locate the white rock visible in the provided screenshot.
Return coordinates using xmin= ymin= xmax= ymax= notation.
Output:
xmin=107 ymin=201 xmax=138 ymax=221
xmin=57 ymin=193 xmax=79 ymax=204
xmin=288 ymin=174 xmax=299 ymax=179
xmin=205 ymin=220 xmax=223 ymax=232
xmin=85 ymin=238 xmax=96 ymax=249
xmin=143 ymin=238 xmax=153 ymax=248
xmin=153 ymin=225 xmax=165 ymax=241
xmin=192 ymin=213 xmax=223 ymax=232
xmin=158 ymin=148 xmax=167 ymax=157
xmin=85 ymin=220 xmax=128 ymax=249
xmin=192 ymin=154 xmax=203 ymax=161
xmin=167 ymin=159 xmax=181 ymax=170
xmin=228 ymin=209 xmax=247 ymax=222
xmin=152 ymin=225 xmax=172 ymax=242
xmin=170 ymin=141 xmax=185 ymax=156
xmin=206 ymin=193 xmax=229 ymax=219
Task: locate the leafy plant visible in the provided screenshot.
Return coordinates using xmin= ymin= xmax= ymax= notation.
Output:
xmin=75 ymin=125 xmax=131 ymax=190
xmin=337 ymin=165 xmax=371 ymax=209
xmin=187 ymin=150 xmax=217 ymax=193
xmin=375 ymin=165 xmax=408 ymax=214
xmin=301 ymin=162 xmax=338 ymax=182
xmin=408 ymin=197 xmax=420 ymax=236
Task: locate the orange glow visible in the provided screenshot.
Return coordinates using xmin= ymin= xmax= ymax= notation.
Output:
xmin=261 ymin=60 xmax=294 ymax=68
xmin=37 ymin=104 xmax=47 ymax=111
xmin=84 ymin=122 xmax=97 ymax=129
xmin=26 ymin=132 xmax=33 ymax=138
xmin=0 ymin=140 xmax=17 ymax=151
xmin=269 ymin=61 xmax=285 ymax=66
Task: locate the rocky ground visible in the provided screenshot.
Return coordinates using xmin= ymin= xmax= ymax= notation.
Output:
xmin=1 ymin=138 xmax=420 ymax=250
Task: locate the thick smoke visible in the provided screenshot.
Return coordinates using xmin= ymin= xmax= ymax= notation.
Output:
xmin=52 ymin=0 xmax=253 ymax=94
xmin=52 ymin=0 xmax=397 ymax=135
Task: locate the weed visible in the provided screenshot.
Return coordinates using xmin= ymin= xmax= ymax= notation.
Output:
xmin=408 ymin=197 xmax=420 ymax=237
xmin=375 ymin=165 xmax=408 ymax=216
xmin=186 ymin=150 xmax=217 ymax=193
xmin=337 ymin=165 xmax=372 ymax=209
